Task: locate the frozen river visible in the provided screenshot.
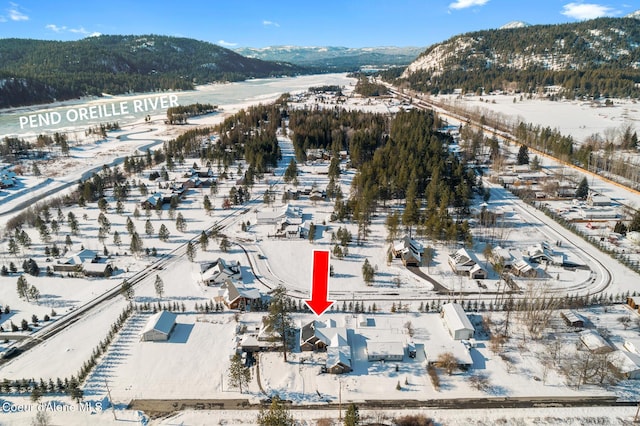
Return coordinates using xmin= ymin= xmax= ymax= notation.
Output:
xmin=0 ymin=73 xmax=354 ymax=138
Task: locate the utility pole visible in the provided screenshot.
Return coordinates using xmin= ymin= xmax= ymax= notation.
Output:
xmin=104 ymin=379 xmax=117 ymax=421
xmin=338 ymin=377 xmax=342 ymax=421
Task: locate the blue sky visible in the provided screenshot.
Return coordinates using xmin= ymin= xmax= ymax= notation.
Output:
xmin=0 ymin=0 xmax=638 ymax=48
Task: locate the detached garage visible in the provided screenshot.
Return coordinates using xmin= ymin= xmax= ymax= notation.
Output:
xmin=140 ymin=311 xmax=177 ymax=342
xmin=441 ymin=303 xmax=474 ymax=341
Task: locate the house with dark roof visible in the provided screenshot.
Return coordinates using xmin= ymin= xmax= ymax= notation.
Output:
xmin=299 ymin=318 xmax=352 ymax=374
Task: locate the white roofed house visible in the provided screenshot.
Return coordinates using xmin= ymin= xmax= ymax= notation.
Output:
xmin=512 ymin=258 xmax=538 ymax=278
xmin=200 ymin=258 xmax=242 ymax=286
xmin=215 ymin=280 xmax=261 ymax=310
xmin=256 ymin=203 xmax=302 ymax=225
xmin=448 ymin=248 xmax=487 ymax=279
xmin=140 ymin=311 xmax=177 ymax=342
xmin=54 ymin=249 xmax=113 ymax=276
xmin=441 ymin=303 xmax=475 ymax=341
xmin=587 ymin=191 xmax=611 ymax=207
xmin=299 ymin=318 xmax=352 ymax=374
xmin=392 ymin=235 xmax=424 ymax=267
xmin=526 ymin=241 xmax=562 ymax=265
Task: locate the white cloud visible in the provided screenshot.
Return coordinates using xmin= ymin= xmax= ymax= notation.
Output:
xmin=561 ymin=2 xmax=617 ymax=20
xmin=46 ymin=24 xmax=100 ymax=37
xmin=449 ymin=0 xmax=489 ymax=10
xmin=69 ymin=27 xmax=89 ymax=34
xmin=8 ymin=2 xmax=28 ymax=21
xmin=45 ymin=24 xmax=65 ymax=32
xmin=217 ymin=39 xmax=238 ymax=47
xmin=262 ymin=20 xmax=280 ymax=27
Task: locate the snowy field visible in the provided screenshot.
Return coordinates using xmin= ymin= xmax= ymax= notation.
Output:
xmin=437 ymin=92 xmax=640 ymax=144
xmin=1 ymin=75 xmax=640 ymax=424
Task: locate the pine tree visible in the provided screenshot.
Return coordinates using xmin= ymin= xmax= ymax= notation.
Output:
xmin=186 ymin=241 xmax=197 ymax=262
xmin=256 ymin=395 xmax=294 ymax=426
xmin=362 ymin=258 xmax=374 ymax=286
xmin=344 ymin=403 xmax=360 ymax=426
xmin=220 ymin=236 xmax=231 ymax=252
xmin=517 ymin=145 xmax=529 ymax=165
xmin=176 ymin=213 xmax=187 ymax=232
xmin=121 ymin=280 xmax=134 ymax=301
xmin=158 ymin=224 xmax=170 ymax=242
xmin=154 ymin=275 xmax=164 ymax=299
xmin=17 ymin=275 xmax=29 ymax=301
xmin=130 ymin=232 xmax=143 ymax=256
xmin=199 ymin=231 xmax=209 ymax=251
xmin=145 ymin=219 xmax=154 ymax=236
xmin=576 ymin=177 xmax=589 ymax=199
xmin=228 ymin=353 xmax=251 ymax=393
xmin=264 ymin=284 xmax=293 ymax=362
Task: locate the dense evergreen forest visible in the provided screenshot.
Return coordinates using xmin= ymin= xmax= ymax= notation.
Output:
xmin=0 ymin=35 xmax=303 ymax=108
xmin=400 ymin=17 xmax=640 ymax=98
xmin=288 ymin=107 xmax=387 ymax=167
xmin=287 ymin=103 xmax=476 ymax=243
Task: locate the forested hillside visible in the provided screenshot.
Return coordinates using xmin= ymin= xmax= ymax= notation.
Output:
xmin=0 ymin=35 xmax=303 ymax=108
xmin=401 ymin=17 xmax=640 ymax=97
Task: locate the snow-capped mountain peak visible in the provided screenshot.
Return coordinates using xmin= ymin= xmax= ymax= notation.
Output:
xmin=500 ymin=21 xmax=531 ymax=30
xmin=625 ymin=10 xmax=640 ymax=19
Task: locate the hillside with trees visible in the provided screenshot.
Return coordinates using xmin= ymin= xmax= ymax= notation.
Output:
xmin=400 ymin=17 xmax=640 ymax=98
xmin=0 ymin=35 xmax=303 ymax=108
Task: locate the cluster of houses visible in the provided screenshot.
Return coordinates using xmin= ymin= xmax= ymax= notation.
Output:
xmin=561 ymin=305 xmax=640 ymax=380
xmin=446 ymin=241 xmax=567 ymax=282
xmin=257 ymin=203 xmax=318 ymax=240
xmin=197 ymin=257 xmax=263 ymax=311
xmin=140 ymin=167 xmax=217 ymax=209
xmin=237 ymin=302 xmax=476 ymax=375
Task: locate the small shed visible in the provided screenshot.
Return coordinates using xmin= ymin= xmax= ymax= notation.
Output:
xmin=140 ymin=311 xmax=177 ymax=342
xmin=611 ymin=350 xmax=640 ymax=380
xmin=579 ymin=329 xmax=613 ymax=354
xmin=441 ymin=303 xmax=474 ymax=341
xmin=560 ymin=310 xmax=584 ymax=327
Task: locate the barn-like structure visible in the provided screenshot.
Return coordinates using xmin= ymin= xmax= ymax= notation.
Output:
xmin=140 ymin=311 xmax=177 ymax=342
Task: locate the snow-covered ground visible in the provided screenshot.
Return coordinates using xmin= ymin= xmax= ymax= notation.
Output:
xmin=436 ymin=93 xmax=640 ymax=144
xmin=1 ymin=76 xmax=640 ymax=424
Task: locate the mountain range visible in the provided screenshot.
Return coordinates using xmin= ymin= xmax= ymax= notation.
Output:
xmin=0 ymin=35 xmax=302 ymax=108
xmin=401 ymin=15 xmax=640 ymax=97
xmin=3 ymin=12 xmax=640 ymax=109
xmin=233 ymin=46 xmax=424 ymax=70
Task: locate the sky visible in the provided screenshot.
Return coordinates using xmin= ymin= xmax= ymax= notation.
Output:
xmin=0 ymin=0 xmax=638 ymax=48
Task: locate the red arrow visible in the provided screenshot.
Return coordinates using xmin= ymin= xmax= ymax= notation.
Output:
xmin=305 ymin=250 xmax=335 ymax=316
